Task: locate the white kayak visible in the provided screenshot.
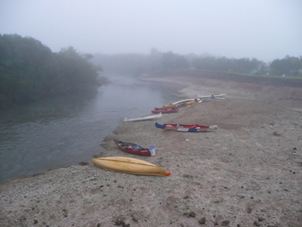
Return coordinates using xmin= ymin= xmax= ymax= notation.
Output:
xmin=124 ymin=112 xmax=162 ymax=122
xmin=197 ymin=93 xmax=226 ymax=98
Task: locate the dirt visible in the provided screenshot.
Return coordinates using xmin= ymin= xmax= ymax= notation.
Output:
xmin=0 ymin=71 xmax=301 ymax=227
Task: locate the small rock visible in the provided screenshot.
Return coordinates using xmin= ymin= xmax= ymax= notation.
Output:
xmin=258 ymin=217 xmax=265 ymax=222
xmin=188 ymin=211 xmax=196 ymax=217
xmin=221 ymin=220 xmax=230 ymax=226
xmin=79 ymin=161 xmax=89 ymax=166
xmin=253 ymin=221 xmax=260 ymax=226
xmin=246 ymin=207 xmax=252 ymax=213
xmin=132 ymin=216 xmax=138 ymax=222
xmin=115 ymin=219 xmax=125 ymax=226
xmin=198 ymin=217 xmax=206 ymax=224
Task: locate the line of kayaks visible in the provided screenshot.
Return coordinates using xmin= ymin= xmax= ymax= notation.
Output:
xmin=124 ymin=97 xmax=201 ymax=122
xmin=92 ymin=94 xmax=223 ymax=176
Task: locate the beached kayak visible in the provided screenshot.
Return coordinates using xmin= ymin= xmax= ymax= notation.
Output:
xmin=91 ymin=157 xmax=170 ymax=176
xmin=197 ymin=93 xmax=226 ymax=98
xmin=156 ymin=98 xmax=198 ymax=110
xmin=151 ymin=108 xmax=179 ymax=114
xmin=124 ymin=112 xmax=162 ymax=122
xmin=172 ymin=98 xmax=201 ymax=105
xmin=155 ymin=122 xmax=218 ymax=132
xmin=114 ymin=139 xmax=155 ymax=156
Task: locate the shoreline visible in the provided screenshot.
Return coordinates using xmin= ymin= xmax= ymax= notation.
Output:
xmin=1 ymin=74 xmax=301 ymax=226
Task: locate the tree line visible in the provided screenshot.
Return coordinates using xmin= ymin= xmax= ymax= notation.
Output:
xmin=94 ymin=48 xmax=302 ymax=77
xmin=0 ymin=34 xmax=101 ymax=109
xmin=1 ymin=34 xmax=301 ymax=109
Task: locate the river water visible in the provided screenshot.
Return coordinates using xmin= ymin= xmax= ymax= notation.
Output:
xmin=0 ymin=75 xmax=182 ymax=182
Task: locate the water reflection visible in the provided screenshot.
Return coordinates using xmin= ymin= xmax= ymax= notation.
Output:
xmin=0 ymin=75 xmax=182 ymax=182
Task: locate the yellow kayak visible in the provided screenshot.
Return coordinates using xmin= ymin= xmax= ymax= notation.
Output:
xmin=162 ymin=99 xmax=197 ymax=109
xmin=91 ymin=157 xmax=171 ymax=176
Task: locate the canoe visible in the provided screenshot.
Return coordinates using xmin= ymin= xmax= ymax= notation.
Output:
xmin=114 ymin=139 xmax=155 ymax=156
xmin=197 ymin=93 xmax=226 ymax=99
xmin=155 ymin=122 xmax=218 ymax=132
xmin=162 ymin=99 xmax=198 ymax=109
xmin=172 ymin=98 xmax=200 ymax=105
xmin=91 ymin=157 xmax=171 ymax=176
xmin=151 ymin=108 xmax=179 ymax=114
xmin=155 ymin=99 xmax=198 ymax=110
xmin=124 ymin=112 xmax=162 ymax=122
xmin=154 ymin=104 xmax=181 ymax=110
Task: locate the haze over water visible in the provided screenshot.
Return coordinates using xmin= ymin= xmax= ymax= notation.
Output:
xmin=0 ymin=75 xmax=182 ymax=182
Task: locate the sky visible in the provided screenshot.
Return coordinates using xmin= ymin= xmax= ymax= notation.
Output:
xmin=1 ymin=0 xmax=301 ymax=62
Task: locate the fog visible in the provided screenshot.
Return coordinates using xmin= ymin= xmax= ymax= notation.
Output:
xmin=1 ymin=0 xmax=301 ymax=62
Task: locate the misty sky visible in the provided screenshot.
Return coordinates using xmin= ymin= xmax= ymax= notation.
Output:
xmin=1 ymin=0 xmax=301 ymax=62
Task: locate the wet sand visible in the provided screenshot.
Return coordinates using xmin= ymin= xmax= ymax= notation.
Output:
xmin=1 ymin=73 xmax=302 ymax=226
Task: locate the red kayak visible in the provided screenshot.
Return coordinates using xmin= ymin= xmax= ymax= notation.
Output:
xmin=155 ymin=122 xmax=218 ymax=132
xmin=151 ymin=108 xmax=179 ymax=114
xmin=114 ymin=139 xmax=155 ymax=156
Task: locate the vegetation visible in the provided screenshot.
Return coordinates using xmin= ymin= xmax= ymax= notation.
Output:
xmin=94 ymin=49 xmax=302 ymax=77
xmin=1 ymin=33 xmax=301 ymax=109
xmin=0 ymin=34 xmax=101 ymax=109
xmin=191 ymin=56 xmax=266 ymax=74
xmin=270 ymin=55 xmax=302 ymax=76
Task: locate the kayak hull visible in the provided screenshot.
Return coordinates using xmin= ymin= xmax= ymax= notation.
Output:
xmin=151 ymin=108 xmax=179 ymax=114
xmin=91 ymin=157 xmax=170 ymax=176
xmin=124 ymin=112 xmax=162 ymax=122
xmin=114 ymin=139 xmax=154 ymax=156
xmin=155 ymin=122 xmax=218 ymax=132
xmin=156 ymin=99 xmax=198 ymax=110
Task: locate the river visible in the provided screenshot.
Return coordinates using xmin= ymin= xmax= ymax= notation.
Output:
xmin=0 ymin=75 xmax=182 ymax=182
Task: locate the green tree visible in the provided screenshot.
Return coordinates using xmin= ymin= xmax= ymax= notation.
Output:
xmin=270 ymin=56 xmax=302 ymax=76
xmin=162 ymin=52 xmax=189 ymax=69
xmin=0 ymin=34 xmax=101 ymax=109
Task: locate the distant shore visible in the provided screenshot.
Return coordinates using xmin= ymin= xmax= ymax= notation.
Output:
xmin=1 ymin=73 xmax=301 ymax=227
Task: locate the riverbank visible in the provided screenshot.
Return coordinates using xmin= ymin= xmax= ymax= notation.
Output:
xmin=1 ymin=73 xmax=302 ymax=226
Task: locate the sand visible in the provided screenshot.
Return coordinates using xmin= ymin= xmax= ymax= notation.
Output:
xmin=1 ymin=72 xmax=301 ymax=227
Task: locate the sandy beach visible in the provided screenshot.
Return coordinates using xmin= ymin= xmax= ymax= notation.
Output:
xmin=1 ymin=71 xmax=302 ymax=227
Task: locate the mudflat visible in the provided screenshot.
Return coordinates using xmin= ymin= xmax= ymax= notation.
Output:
xmin=1 ymin=71 xmax=301 ymax=227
